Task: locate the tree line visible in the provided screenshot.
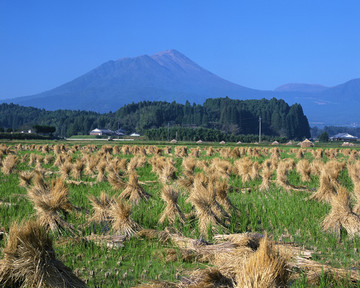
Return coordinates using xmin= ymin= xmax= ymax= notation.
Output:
xmin=0 ymin=97 xmax=310 ymax=140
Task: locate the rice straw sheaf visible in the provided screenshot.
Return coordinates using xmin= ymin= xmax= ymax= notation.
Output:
xmin=275 ymin=160 xmax=294 ymax=191
xmin=60 ymin=161 xmax=73 ymax=179
xmin=96 ymin=160 xmax=107 ymax=182
xmin=296 ymin=159 xmax=311 ymax=182
xmin=206 ymin=147 xmax=215 ymax=157
xmin=180 ymin=268 xmax=234 ymax=288
xmin=190 ymin=147 xmax=201 ymax=158
xmin=0 ymin=220 xmax=87 ymax=288
xmin=235 ymin=235 xmax=289 ymax=288
xmin=109 ymin=198 xmax=141 ymax=236
xmin=347 ymin=161 xmax=360 ymax=213
xmin=182 ymin=157 xmax=197 ymax=175
xmin=309 ymin=161 xmax=344 ymax=203
xmin=174 ymin=146 xmax=188 ymax=158
xmin=213 ymin=181 xmax=240 ymax=216
xmin=127 ymin=156 xmax=147 ymax=172
xmin=43 ymin=154 xmax=54 ymax=165
xmin=190 ymin=178 xmax=228 ymax=236
xmin=159 ymin=186 xmax=185 ymax=225
xmin=107 ymin=170 xmax=126 ymax=190
xmin=119 ymin=172 xmax=151 ymax=204
xmin=27 ymin=177 xmax=76 ymax=235
xmin=84 ymin=155 xmax=99 ymax=176
xmin=235 ymin=158 xmax=253 ymax=184
xmin=88 ymin=192 xmax=114 ymax=225
xmin=322 ymin=186 xmax=360 ymax=240
xmin=71 ymin=158 xmax=85 ymax=180
xmin=159 ymin=160 xmax=178 ymax=184
xmin=1 ymin=154 xmax=18 ymax=175
xmin=259 ymin=166 xmax=273 ymax=192
xmin=18 ymin=171 xmax=34 ymax=188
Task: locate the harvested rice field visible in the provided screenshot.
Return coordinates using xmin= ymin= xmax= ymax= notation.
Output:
xmin=0 ymin=141 xmax=360 ymax=287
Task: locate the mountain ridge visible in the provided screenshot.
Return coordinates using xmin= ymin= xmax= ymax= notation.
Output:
xmin=2 ymin=49 xmax=360 ymax=125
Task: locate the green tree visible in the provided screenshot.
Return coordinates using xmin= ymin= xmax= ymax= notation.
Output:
xmin=318 ymin=131 xmax=329 ymax=142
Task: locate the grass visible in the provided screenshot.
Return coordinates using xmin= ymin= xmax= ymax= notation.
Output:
xmin=0 ymin=141 xmax=360 ymax=287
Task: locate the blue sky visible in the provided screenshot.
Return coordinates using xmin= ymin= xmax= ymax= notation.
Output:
xmin=1 ymin=0 xmax=360 ymax=99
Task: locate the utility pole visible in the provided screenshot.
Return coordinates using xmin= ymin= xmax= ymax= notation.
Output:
xmin=259 ymin=116 xmax=262 ymax=143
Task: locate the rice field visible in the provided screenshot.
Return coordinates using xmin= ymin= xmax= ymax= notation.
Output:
xmin=0 ymin=141 xmax=360 ymax=287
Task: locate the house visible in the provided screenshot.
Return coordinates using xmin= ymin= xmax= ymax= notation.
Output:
xmin=114 ymin=128 xmax=126 ymax=136
xmin=330 ymin=133 xmax=358 ymax=141
xmin=89 ymin=128 xmax=114 ymax=136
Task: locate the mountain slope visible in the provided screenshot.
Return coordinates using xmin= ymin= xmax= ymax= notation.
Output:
xmin=2 ymin=49 xmax=360 ymax=125
xmin=4 ymin=49 xmax=265 ymax=112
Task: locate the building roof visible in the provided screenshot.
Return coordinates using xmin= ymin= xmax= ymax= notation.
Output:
xmin=90 ymin=128 xmax=114 ymax=134
xmin=330 ymin=133 xmax=358 ymax=140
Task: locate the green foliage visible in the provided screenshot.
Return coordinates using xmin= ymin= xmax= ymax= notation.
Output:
xmin=318 ymin=131 xmax=329 ymax=142
xmin=0 ymin=98 xmax=311 ymax=140
xmin=33 ymin=124 xmax=56 ymax=134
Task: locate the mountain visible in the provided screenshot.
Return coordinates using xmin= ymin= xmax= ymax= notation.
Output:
xmin=3 ymin=49 xmax=265 ymax=112
xmin=2 ymin=49 xmax=360 ymax=126
xmin=274 ymin=83 xmax=328 ymax=93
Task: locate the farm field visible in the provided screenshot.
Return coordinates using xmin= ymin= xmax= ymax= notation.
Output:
xmin=0 ymin=141 xmax=360 ymax=287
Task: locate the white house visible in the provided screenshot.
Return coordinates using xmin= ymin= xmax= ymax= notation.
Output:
xmin=90 ymin=128 xmax=114 ymax=136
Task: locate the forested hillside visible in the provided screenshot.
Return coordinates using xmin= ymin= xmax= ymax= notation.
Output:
xmin=0 ymin=97 xmax=310 ymax=140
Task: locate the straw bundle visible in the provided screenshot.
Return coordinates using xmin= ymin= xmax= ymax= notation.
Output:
xmin=235 ymin=236 xmax=289 ymax=288
xmin=29 ymin=153 xmax=37 ymax=166
xmin=182 ymin=157 xmax=197 ymax=174
xmin=107 ymin=170 xmax=126 ymax=190
xmin=1 ymin=155 xmax=18 ymax=175
xmin=159 ymin=160 xmax=177 ymax=184
xmin=27 ymin=177 xmax=75 ymax=234
xmin=43 ymin=154 xmax=54 ymax=165
xmin=214 ymin=181 xmax=240 ymax=216
xmin=96 ymin=160 xmax=107 ymax=182
xmin=309 ymin=159 xmax=324 ymax=176
xmin=18 ymin=171 xmax=34 ymax=188
xmin=159 ymin=186 xmax=185 ymax=225
xmin=220 ymin=147 xmax=231 ymax=158
xmin=269 ymin=147 xmax=281 ymax=159
xmin=190 ymin=147 xmax=201 ymax=158
xmin=60 ymin=161 xmax=73 ymax=179
xmin=84 ymin=155 xmax=99 ymax=176
xmin=275 ymin=159 xmax=295 ymax=191
xmin=174 ymin=146 xmax=188 ymax=158
xmin=347 ymin=161 xmax=360 ymax=213
xmin=190 ymin=178 xmax=228 ymax=236
xmin=296 ymin=159 xmax=311 ymax=182
xmin=235 ymin=158 xmax=253 ymax=184
xmin=88 ymin=192 xmax=113 ymax=225
xmin=127 ymin=156 xmax=147 ymax=172
xmin=0 ymin=220 xmax=87 ymax=288
xmin=310 ymin=161 xmax=343 ymax=203
xmin=119 ymin=172 xmax=150 ymax=204
xmin=259 ymin=166 xmax=273 ymax=192
xmin=250 ymin=161 xmax=261 ymax=180
xmin=322 ymin=186 xmax=360 ymax=239
xmin=71 ymin=158 xmax=85 ymax=180
xmin=109 ymin=198 xmax=141 ymax=236
xmin=206 ymin=147 xmax=215 ymax=157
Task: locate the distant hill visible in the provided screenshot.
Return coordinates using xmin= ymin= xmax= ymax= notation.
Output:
xmin=0 ymin=98 xmax=310 ymax=140
xmin=2 ymin=49 xmax=360 ymax=126
xmin=274 ymin=83 xmax=328 ymax=93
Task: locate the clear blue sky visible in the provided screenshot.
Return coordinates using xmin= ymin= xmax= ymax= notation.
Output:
xmin=1 ymin=0 xmax=360 ymax=99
